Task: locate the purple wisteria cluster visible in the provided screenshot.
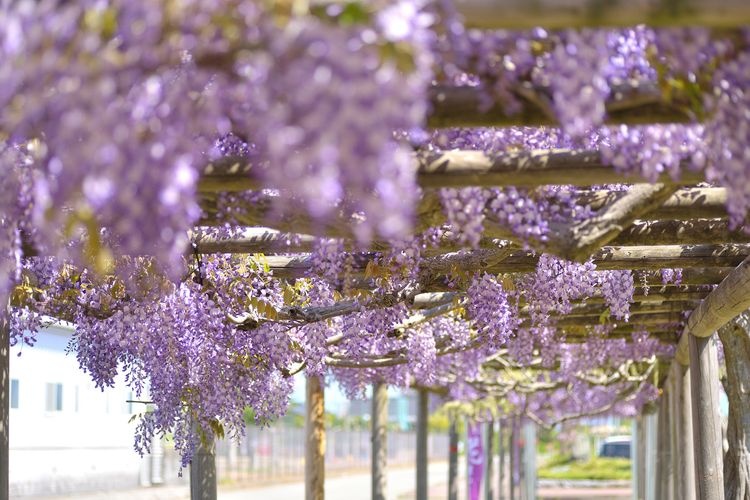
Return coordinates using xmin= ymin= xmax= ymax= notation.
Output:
xmin=7 ymin=0 xmax=742 ymax=467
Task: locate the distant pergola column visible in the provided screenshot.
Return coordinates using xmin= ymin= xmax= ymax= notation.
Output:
xmin=676 ymin=363 xmax=696 ymax=500
xmin=655 ymin=383 xmax=674 ymax=500
xmin=688 ymin=334 xmax=724 ymax=500
xmin=371 ymin=382 xmax=388 ymax=500
xmin=448 ymin=417 xmax=459 ymax=500
xmin=497 ymin=420 xmax=506 ymax=500
xmin=485 ymin=420 xmax=495 ymax=500
xmin=416 ymin=389 xmax=429 ymax=500
xmin=306 ymin=376 xmax=325 ymax=500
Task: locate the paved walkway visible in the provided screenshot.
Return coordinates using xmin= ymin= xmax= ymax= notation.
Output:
xmin=32 ymin=462 xmax=630 ymax=499
xmin=34 ymin=462 xmax=448 ymax=500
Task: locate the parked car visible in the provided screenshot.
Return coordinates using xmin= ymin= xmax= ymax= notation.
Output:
xmin=599 ymin=435 xmax=631 ymax=459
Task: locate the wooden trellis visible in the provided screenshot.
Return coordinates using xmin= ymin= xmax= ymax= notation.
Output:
xmin=7 ymin=3 xmax=750 ymax=500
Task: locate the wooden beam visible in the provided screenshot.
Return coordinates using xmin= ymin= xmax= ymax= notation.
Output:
xmin=556 ymin=300 xmax=698 ymax=318
xmin=688 ymin=334 xmax=724 ymax=500
xmin=426 ymin=82 xmax=692 ymax=128
xmin=541 ymin=312 xmax=684 ymax=328
xmin=306 ymin=376 xmax=325 ymax=500
xmin=675 ymin=256 xmax=750 ymax=364
xmin=560 ymin=325 xmax=679 ymax=337
xmin=583 ymin=187 xmax=728 ymax=220
xmin=518 ymin=301 xmax=697 ymax=321
xmin=198 ymin=150 xmax=704 ymax=195
xmin=454 ymin=0 xmax=750 ymax=29
xmin=264 ymin=246 xmax=750 ymax=279
xmin=633 ymin=268 xmax=730 ymax=287
xmin=543 ymin=184 xmax=680 ymax=261
xmin=684 ymin=255 xmax=750 ymax=338
xmin=194 ymin=228 xmax=318 ymax=254
xmin=582 ymin=244 xmax=750 ymax=271
xmin=196 ymin=218 xmax=747 ymax=259
xmin=416 ymin=150 xmax=702 ymax=189
xmin=609 ymin=218 xmax=748 ymax=246
xmin=371 ymin=382 xmax=388 ymax=500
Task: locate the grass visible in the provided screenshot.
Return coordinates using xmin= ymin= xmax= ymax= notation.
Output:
xmin=538 ymin=453 xmax=632 ymax=481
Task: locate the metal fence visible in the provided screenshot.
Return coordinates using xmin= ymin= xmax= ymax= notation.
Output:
xmin=161 ymin=424 xmax=450 ymax=485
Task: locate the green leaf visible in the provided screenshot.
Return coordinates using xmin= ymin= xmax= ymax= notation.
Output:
xmin=378 ymin=41 xmax=416 ymax=74
xmin=337 ymin=2 xmax=371 ymax=26
xmin=598 ymin=307 xmax=611 ymax=325
xmin=209 ymin=419 xmax=225 ymax=440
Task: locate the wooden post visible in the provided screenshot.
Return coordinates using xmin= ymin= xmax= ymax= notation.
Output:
xmin=448 ymin=417 xmax=459 ymax=500
xmin=371 ymin=382 xmax=388 ymax=500
xmin=0 ymin=314 xmax=8 ymax=500
xmin=631 ymin=416 xmax=640 ymax=500
xmin=522 ymin=422 xmax=536 ymax=500
xmin=190 ymin=435 xmax=217 ymax=500
xmin=306 ymin=376 xmax=325 ymax=500
xmin=688 ymin=333 xmax=724 ymax=500
xmin=509 ymin=421 xmax=517 ymax=500
xmin=498 ymin=420 xmax=505 ymax=500
xmin=677 ymin=363 xmax=696 ymax=500
xmin=645 ymin=410 xmax=658 ymax=500
xmin=485 ymin=420 xmax=495 ymax=500
xmin=668 ymin=367 xmax=680 ymax=500
xmin=416 ymin=389 xmax=428 ymax=500
xmin=655 ymin=390 xmax=672 ymax=500
xmin=717 ymin=319 xmax=750 ymax=498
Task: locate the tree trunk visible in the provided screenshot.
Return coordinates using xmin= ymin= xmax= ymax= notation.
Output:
xmin=718 ymin=319 xmax=750 ymax=499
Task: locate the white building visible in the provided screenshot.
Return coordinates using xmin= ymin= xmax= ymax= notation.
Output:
xmin=9 ymin=323 xmax=156 ymax=497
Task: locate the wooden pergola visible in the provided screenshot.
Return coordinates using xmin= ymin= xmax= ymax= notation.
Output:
xmin=4 ymin=2 xmax=750 ymax=500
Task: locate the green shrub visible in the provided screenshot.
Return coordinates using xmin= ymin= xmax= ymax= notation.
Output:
xmin=538 ymin=457 xmax=631 ymax=481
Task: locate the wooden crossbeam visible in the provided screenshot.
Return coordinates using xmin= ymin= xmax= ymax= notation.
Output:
xmin=675 ymin=255 xmax=750 ymax=364
xmin=426 ymin=82 xmax=691 ymax=128
xmin=632 ymin=268 xmax=730 ymax=286
xmin=198 ymin=150 xmax=704 ymax=194
xmin=528 ymin=184 xmax=680 ymax=261
xmin=454 ymin=0 xmax=750 ymax=29
xmin=193 ymin=218 xmax=744 ymax=258
xmin=261 ymin=246 xmax=748 ymax=279
xmin=561 ymin=324 xmax=680 ymax=336
xmin=583 ymin=187 xmax=728 ymax=220
xmin=609 ymin=219 xmax=747 ymax=246
xmin=525 ymin=312 xmax=684 ymax=328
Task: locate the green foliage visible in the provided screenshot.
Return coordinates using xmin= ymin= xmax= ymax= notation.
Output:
xmin=538 ymin=454 xmax=632 ymax=481
xmin=428 ymin=411 xmax=451 ymax=432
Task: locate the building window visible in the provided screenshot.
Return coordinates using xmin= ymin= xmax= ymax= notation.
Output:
xmin=45 ymin=383 xmax=63 ymax=412
xmin=10 ymin=379 xmax=19 ymax=409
